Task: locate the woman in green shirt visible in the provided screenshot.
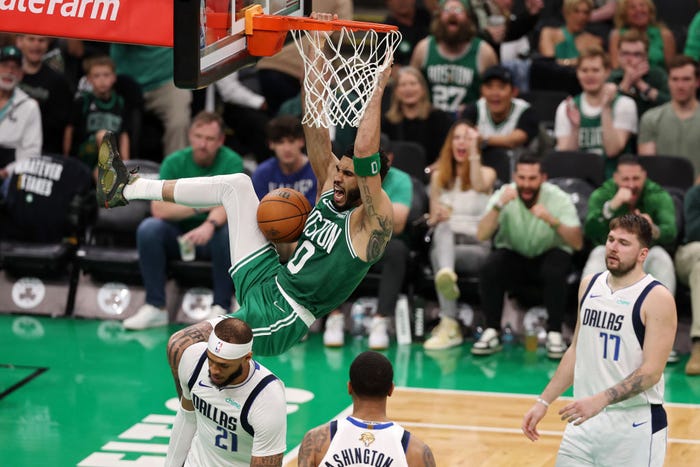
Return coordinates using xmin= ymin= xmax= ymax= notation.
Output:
xmin=608 ymin=0 xmax=676 ymax=69
xmin=539 ymin=0 xmax=602 ymax=67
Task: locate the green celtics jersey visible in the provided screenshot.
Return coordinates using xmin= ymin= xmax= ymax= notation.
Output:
xmin=277 ymin=190 xmax=379 ymax=317
xmin=574 ymin=94 xmax=632 ymax=179
xmin=423 ymin=36 xmax=482 ymax=113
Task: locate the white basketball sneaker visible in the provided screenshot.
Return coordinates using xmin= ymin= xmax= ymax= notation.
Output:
xmin=123 ymin=304 xmax=168 ymax=330
xmin=323 ymin=313 xmax=345 ymax=347
xmin=368 ymin=316 xmax=389 ymax=350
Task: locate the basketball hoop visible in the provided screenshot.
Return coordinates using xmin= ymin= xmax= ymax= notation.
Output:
xmin=245 ymin=6 xmax=402 ymax=128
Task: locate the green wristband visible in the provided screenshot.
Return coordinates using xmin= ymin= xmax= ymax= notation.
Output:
xmin=353 ymin=152 xmax=381 ymax=177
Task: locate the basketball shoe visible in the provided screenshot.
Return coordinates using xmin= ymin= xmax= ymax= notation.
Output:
xmin=123 ymin=304 xmax=168 ymax=330
xmin=323 ymin=312 xmax=345 ymax=347
xmin=97 ymin=131 xmax=138 ymax=208
xmin=424 ymin=316 xmax=463 ymax=350
xmin=368 ymin=316 xmax=389 ymax=350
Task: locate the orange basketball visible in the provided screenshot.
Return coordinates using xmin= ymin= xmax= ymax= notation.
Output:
xmin=257 ymin=188 xmax=312 ymax=242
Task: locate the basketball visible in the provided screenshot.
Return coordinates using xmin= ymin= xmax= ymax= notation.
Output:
xmin=257 ymin=188 xmax=312 ymax=242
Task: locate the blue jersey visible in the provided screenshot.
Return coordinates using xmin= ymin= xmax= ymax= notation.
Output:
xmin=252 ymin=158 xmax=317 ymax=207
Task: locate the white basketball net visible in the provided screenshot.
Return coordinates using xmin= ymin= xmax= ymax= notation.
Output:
xmin=291 ymin=27 xmax=402 ymax=128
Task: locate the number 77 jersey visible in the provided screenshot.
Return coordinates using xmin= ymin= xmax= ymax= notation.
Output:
xmin=575 ymin=271 xmax=665 ymax=409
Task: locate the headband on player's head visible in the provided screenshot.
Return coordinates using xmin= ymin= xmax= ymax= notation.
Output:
xmin=207 ymin=330 xmax=253 ymax=360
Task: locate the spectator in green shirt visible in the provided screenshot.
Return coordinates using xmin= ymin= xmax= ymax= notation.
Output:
xmin=474 ymin=153 xmax=583 ymax=359
xmin=123 ymin=111 xmax=244 ymax=331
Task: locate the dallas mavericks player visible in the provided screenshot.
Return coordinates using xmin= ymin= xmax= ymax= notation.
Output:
xmin=298 ymin=352 xmax=436 ymax=467
xmin=522 ymin=214 xmax=677 ymax=466
xmin=166 ymin=318 xmax=286 ymax=466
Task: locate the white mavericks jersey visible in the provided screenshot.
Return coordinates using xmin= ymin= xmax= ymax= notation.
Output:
xmin=178 ymin=343 xmax=287 ymax=466
xmin=319 ymin=416 xmax=410 ymax=467
xmin=475 ymin=97 xmax=530 ymax=138
xmin=575 ymin=271 xmax=665 ymax=409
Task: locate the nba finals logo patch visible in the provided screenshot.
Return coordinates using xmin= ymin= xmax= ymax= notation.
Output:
xmin=215 ymin=341 xmax=223 ymax=353
xmin=12 ymin=277 xmax=45 ymax=309
xmin=359 ymin=432 xmax=375 ymax=447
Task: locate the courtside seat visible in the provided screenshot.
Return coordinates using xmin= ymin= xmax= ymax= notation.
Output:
xmin=169 ymin=258 xmax=223 ymax=324
xmin=73 ymin=160 xmax=164 ymax=321
xmin=0 ymin=155 xmax=94 ymax=317
xmin=542 ymin=150 xmax=605 ymax=188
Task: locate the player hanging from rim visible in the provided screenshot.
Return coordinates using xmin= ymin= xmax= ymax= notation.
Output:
xmin=95 ymin=12 xmax=395 ymax=396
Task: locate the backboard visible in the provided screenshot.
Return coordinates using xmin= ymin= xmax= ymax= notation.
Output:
xmin=174 ymin=0 xmax=308 ymax=89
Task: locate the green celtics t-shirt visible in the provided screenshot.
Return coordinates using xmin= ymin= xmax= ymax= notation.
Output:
xmin=160 ymin=146 xmax=244 ymax=231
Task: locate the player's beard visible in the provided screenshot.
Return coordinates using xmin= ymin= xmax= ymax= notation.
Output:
xmin=433 ymin=18 xmax=475 ymax=48
xmin=332 ymin=186 xmax=362 ymax=212
xmin=606 ymin=255 xmax=636 ymax=277
xmin=517 ymin=186 xmax=540 ymax=209
xmin=210 ymin=363 xmax=244 ymax=388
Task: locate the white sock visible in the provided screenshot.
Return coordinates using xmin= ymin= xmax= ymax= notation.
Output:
xmin=123 ymin=178 xmax=164 ymax=201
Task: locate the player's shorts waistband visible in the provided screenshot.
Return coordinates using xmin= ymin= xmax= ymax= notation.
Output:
xmin=275 ymin=277 xmax=315 ymax=328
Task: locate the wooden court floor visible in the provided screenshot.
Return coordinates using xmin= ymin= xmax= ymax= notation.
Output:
xmin=284 ymin=389 xmax=700 ymax=466
xmin=1 ymin=314 xmax=699 ymax=466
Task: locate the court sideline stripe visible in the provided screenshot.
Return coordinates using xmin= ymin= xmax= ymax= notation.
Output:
xmin=0 ymin=364 xmax=48 ymax=400
xmin=394 ymin=386 xmax=700 ymax=409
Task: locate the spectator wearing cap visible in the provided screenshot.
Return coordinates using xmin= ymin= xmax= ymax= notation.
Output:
xmin=460 ymin=64 xmax=540 ymax=153
xmin=15 ymin=35 xmax=73 ymax=155
xmin=0 ymin=45 xmax=42 ymax=180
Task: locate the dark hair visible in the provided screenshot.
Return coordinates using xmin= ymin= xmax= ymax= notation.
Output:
xmin=609 ymin=214 xmax=653 ymax=248
xmin=668 ymin=55 xmax=699 ymax=78
xmin=349 ymin=351 xmax=393 ymax=398
xmin=343 ymin=144 xmax=391 ymax=181
xmin=615 ymin=154 xmax=643 ymax=170
xmin=515 ymin=151 xmax=542 ymax=170
xmin=213 ymin=318 xmax=253 ymax=344
xmin=266 ymin=115 xmax=304 ymax=143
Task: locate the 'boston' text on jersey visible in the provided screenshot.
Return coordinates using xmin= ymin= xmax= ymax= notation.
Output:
xmin=303 ymin=209 xmax=341 ymax=254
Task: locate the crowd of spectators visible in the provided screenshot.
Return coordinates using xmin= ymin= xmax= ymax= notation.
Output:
xmin=2 ymin=0 xmax=700 ymax=375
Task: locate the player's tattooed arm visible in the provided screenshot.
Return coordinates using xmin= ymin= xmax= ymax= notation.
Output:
xmin=167 ymin=322 xmax=211 ymax=370
xmin=359 ymin=180 xmax=393 ymax=261
xmin=366 ymin=215 xmax=392 ymax=262
xmin=250 ymin=453 xmax=283 ymax=466
xmin=422 ymin=445 xmax=437 ymax=467
xmin=298 ymin=426 xmax=329 ymax=467
xmin=167 ymin=322 xmax=213 ymax=397
xmin=605 ymin=369 xmax=646 ymax=405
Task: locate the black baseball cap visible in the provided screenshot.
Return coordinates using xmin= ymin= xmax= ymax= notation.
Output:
xmin=0 ymin=45 xmax=22 ymax=65
xmin=482 ymin=65 xmax=514 ymax=85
